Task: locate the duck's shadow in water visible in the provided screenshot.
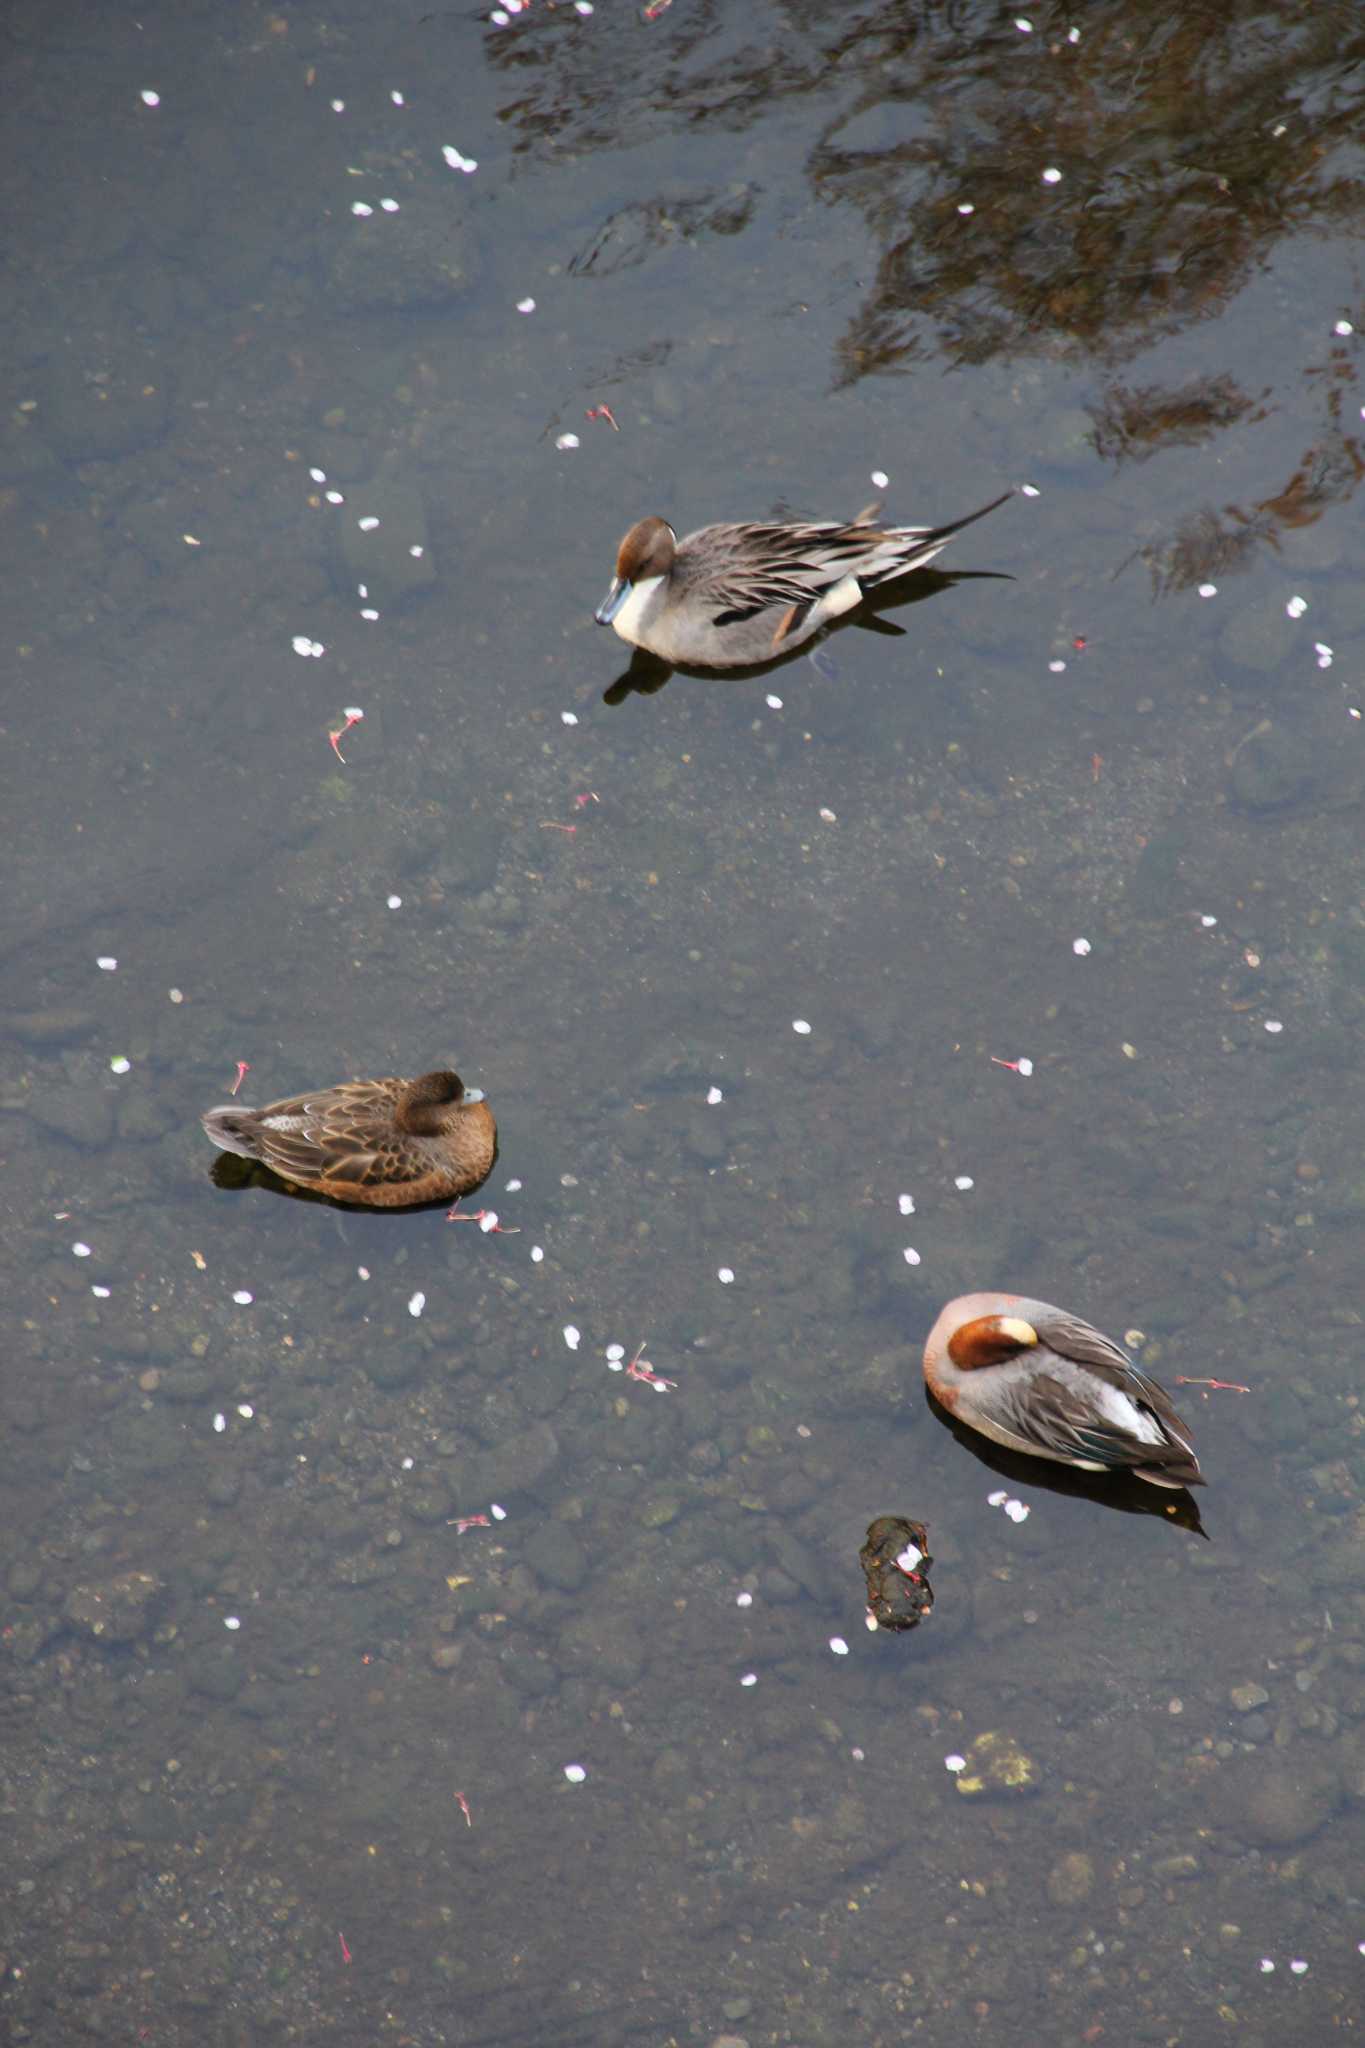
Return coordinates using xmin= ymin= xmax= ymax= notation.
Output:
xmin=602 ymin=567 xmax=1012 ymax=706
xmin=925 ymin=1386 xmax=1209 ymax=1539
xmin=207 ymin=1151 xmax=495 ymax=1216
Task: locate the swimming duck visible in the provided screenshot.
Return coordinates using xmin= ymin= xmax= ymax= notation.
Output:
xmin=595 ymin=489 xmax=1012 ymax=668
xmin=922 ymin=1291 xmax=1204 ymax=1489
xmin=201 ymin=1070 xmax=495 ymax=1208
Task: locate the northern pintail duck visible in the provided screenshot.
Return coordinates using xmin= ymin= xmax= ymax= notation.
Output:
xmin=595 ymin=489 xmax=1012 ymax=667
xmin=923 ymin=1291 xmax=1204 ymax=1490
xmin=202 ymin=1070 xmax=495 ymax=1208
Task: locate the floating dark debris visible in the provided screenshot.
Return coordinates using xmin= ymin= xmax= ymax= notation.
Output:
xmin=860 ymin=1515 xmax=934 ymax=1632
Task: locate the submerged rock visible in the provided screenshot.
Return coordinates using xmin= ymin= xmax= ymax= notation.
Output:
xmin=953 ymin=1729 xmax=1041 ymax=1800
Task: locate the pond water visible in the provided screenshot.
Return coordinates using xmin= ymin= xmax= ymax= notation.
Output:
xmin=3 ymin=2 xmax=1363 ymax=2043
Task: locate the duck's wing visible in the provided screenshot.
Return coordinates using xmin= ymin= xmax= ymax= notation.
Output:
xmin=1036 ymin=1312 xmax=1201 ymax=1476
xmin=1040 ymin=1311 xmax=1181 ymax=1417
xmin=990 ymin=1367 xmax=1186 ymax=1476
xmin=695 ymin=518 xmax=899 ymax=625
xmin=249 ymin=1079 xmax=408 ymax=1191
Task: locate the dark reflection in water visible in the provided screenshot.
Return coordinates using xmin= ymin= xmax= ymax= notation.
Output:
xmin=926 ymin=1386 xmax=1210 ymax=1540
xmin=2 ymin=0 xmax=1363 ymax=2043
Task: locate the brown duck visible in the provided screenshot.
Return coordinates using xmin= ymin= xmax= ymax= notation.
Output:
xmin=201 ymin=1070 xmax=495 ymax=1208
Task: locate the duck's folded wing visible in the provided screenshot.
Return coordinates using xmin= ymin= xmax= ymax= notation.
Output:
xmin=249 ymin=1092 xmax=384 ymax=1190
xmin=997 ymin=1371 xmax=1161 ymax=1471
xmin=705 ymin=521 xmax=886 ymax=623
xmin=1042 ymin=1312 xmax=1183 ymax=1419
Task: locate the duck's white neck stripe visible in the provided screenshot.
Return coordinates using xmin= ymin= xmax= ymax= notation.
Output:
xmin=610 ymin=573 xmax=664 ymax=643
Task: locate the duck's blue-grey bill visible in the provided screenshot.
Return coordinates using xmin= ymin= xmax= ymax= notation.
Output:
xmin=595 ymin=578 xmax=629 ymax=625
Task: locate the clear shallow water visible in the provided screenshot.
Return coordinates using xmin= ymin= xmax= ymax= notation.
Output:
xmin=2 ymin=1 xmax=1363 ymax=2042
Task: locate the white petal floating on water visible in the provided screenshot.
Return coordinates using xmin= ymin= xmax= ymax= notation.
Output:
xmin=351 ymin=201 xmax=374 ymax=217
xmin=898 ymin=1193 xmax=915 ymax=1215
xmin=109 ymin=1056 xmax=131 ymax=1075
xmin=517 ymin=296 xmax=536 ymax=313
xmin=478 ymin=1211 xmax=498 ymax=1233
xmin=1004 ymin=1499 xmax=1030 ymax=1522
xmin=605 ymin=1343 xmax=625 ymax=1362
xmin=560 ymin=710 xmax=579 ymax=725
xmin=792 ymin=1018 xmax=812 ymax=1035
xmin=717 ymin=1267 xmax=735 ymax=1284
xmin=387 ymin=894 xmax=402 ymax=910
xmin=735 ymin=1590 xmax=753 ymax=1608
xmin=1264 ymin=1019 xmax=1284 ymax=1034
xmin=237 ymin=1403 xmax=254 ymax=1420
xmin=895 ymin=1544 xmax=923 ymax=1572
xmin=1335 ymin=320 xmax=1354 ymax=337
xmin=224 ymin=1616 xmax=241 ymax=1631
xmin=380 ymin=198 xmax=400 ymax=213
xmin=213 ymin=1413 xmax=227 ymax=1434
xmin=91 ymin=1285 xmax=110 ymax=1299
xmin=957 ymin=201 xmax=975 ymax=215
xmin=1020 ymin=483 xmax=1041 ymax=498
xmin=72 ymin=1243 xmax=92 ymax=1259
xmin=903 ymin=1247 xmax=921 ymax=1266
xmin=555 ymin=433 xmax=580 ymax=451
xmin=987 ymin=1490 xmax=1009 ymax=1506
xmin=97 ymin=956 xmax=117 ymax=971
xmin=232 ymin=1290 xmax=254 ymax=1306
xmin=765 ymin=692 xmax=783 ymax=710
xmin=1286 ymin=594 xmax=1307 ymax=618
xmin=140 ymin=89 xmax=161 ymax=106
xmin=408 ymin=1292 xmax=426 ymax=1317
xmin=531 ymin=1245 xmax=544 ymax=1263
xmin=740 ymin=1672 xmax=758 ymax=1688
xmin=954 ymin=1175 xmax=974 ymax=1191
xmin=829 ymin=1637 xmax=850 ymax=1656
xmin=309 ymin=467 xmax=327 ymax=484
xmin=944 ymin=1754 xmax=967 ymax=1773
xmin=1198 ymin=582 xmax=1218 ymax=597
xmin=706 ymin=1086 xmax=723 ymax=1105
xmin=871 ymin=469 xmax=889 ymax=488
xmin=563 ymin=1763 xmax=587 ymax=1783
xmin=563 ymin=1324 xmax=580 ymax=1350
xmin=331 ymin=99 xmax=346 ymax=112
xmin=1041 ymin=166 xmax=1063 ymax=184
xmin=1199 ymin=914 xmax=1218 ymax=927
xmin=1072 ymin=937 xmax=1091 ymax=956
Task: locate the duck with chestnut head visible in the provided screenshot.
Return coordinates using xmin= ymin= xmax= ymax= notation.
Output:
xmin=922 ymin=1291 xmax=1204 ymax=1490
